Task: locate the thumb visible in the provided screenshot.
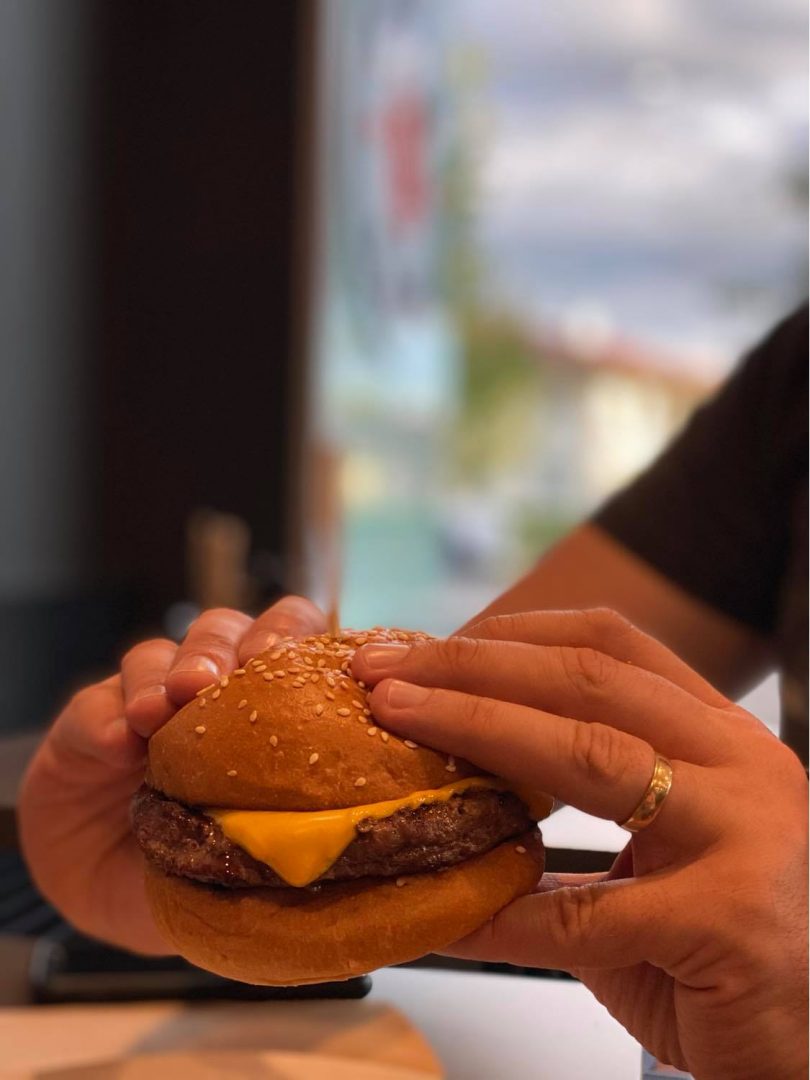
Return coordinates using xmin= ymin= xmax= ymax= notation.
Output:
xmin=442 ymin=875 xmax=674 ymax=972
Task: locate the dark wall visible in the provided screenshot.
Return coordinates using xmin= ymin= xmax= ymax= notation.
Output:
xmin=0 ymin=1 xmax=310 ymax=732
xmin=93 ymin=0 xmax=308 ymax=625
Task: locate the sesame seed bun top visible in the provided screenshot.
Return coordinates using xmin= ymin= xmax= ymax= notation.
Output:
xmin=146 ymin=628 xmax=482 ymax=811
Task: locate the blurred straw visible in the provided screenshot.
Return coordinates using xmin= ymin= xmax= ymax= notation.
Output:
xmin=187 ymin=508 xmax=252 ymax=611
xmin=312 ymin=443 xmax=343 ymax=637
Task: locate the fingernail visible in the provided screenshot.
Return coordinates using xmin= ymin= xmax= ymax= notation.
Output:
xmin=360 ymin=643 xmax=411 ymax=669
xmin=131 ymin=685 xmax=167 ymax=706
xmin=385 ymin=680 xmax=430 ymax=708
xmin=172 ymin=656 xmax=219 ymax=676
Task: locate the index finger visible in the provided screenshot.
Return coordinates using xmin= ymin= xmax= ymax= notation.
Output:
xmin=355 ymin=636 xmax=731 ymax=764
xmin=369 ymin=681 xmax=709 ymax=841
xmin=464 ymin=609 xmax=728 ymax=707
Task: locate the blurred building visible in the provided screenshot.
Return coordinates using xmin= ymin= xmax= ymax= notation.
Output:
xmin=312 ymin=0 xmax=805 ymax=635
xmin=528 ymin=324 xmax=717 ymax=515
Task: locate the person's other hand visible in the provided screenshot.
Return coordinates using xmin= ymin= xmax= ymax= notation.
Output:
xmin=18 ymin=596 xmax=325 ymax=954
xmin=353 ymin=610 xmax=808 ymax=1080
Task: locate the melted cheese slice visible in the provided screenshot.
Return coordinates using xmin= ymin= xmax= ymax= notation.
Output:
xmin=209 ymin=777 xmax=506 ymax=887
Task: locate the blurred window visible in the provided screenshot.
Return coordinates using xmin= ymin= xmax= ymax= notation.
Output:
xmin=313 ymin=0 xmax=807 ymax=634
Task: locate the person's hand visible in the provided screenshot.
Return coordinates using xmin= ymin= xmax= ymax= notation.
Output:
xmin=353 ymin=609 xmax=809 ymax=1080
xmin=18 ymin=596 xmax=326 ymax=954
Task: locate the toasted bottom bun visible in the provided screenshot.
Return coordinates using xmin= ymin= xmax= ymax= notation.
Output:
xmin=145 ymin=831 xmax=544 ymax=985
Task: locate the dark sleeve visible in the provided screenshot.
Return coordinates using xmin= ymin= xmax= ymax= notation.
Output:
xmin=592 ymin=305 xmax=808 ymax=637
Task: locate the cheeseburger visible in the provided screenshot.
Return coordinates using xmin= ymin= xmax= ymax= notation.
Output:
xmin=132 ymin=628 xmax=549 ymax=985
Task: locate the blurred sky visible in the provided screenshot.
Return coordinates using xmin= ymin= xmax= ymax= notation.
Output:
xmin=448 ymin=0 xmax=808 ymax=375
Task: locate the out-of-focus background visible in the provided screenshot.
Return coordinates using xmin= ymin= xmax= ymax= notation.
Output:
xmin=0 ymin=0 xmax=806 ymax=738
xmin=315 ymin=0 xmax=808 ymax=632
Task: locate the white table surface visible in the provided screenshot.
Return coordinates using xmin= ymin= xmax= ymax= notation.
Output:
xmin=373 ymin=968 xmax=641 ymax=1080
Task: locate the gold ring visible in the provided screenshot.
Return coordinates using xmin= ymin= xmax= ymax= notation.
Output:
xmin=618 ymin=754 xmax=673 ymax=833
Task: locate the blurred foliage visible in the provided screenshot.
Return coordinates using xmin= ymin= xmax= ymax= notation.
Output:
xmin=450 ymin=310 xmax=545 ymax=483
xmin=440 ymin=57 xmax=546 ymax=486
xmin=513 ymin=506 xmax=576 ymax=560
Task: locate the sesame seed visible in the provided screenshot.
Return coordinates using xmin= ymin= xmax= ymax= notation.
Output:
xmin=227 ymin=769 xmax=238 ymax=777
xmin=194 ymin=725 xmax=206 ymax=734
xmin=253 ymin=663 xmax=267 ymax=672
xmin=326 ymin=676 xmax=336 ymax=687
xmin=237 ymin=699 xmax=248 ymax=709
xmin=355 ymin=637 xmax=367 ymax=646
xmin=367 ymin=726 xmax=378 ymax=736
xmin=220 ymin=676 xmax=229 ymax=688
xmin=303 ymin=657 xmax=314 ymax=666
xmin=263 ymin=672 xmax=274 ymax=681
xmin=404 ymin=740 xmax=418 ymax=749
xmin=212 ymin=688 xmax=221 ymax=700
xmin=445 ymin=762 xmax=457 ymax=772
xmin=395 ymin=877 xmax=407 ymax=887
xmin=315 ymin=703 xmax=324 ymax=716
xmin=309 ymin=753 xmax=319 ymax=765
xmin=311 ymin=673 xmax=320 ymax=683
xmin=196 ymin=685 xmax=214 ymax=697
xmin=354 ymin=776 xmax=367 ymax=787
xmin=352 ymin=700 xmax=363 ymax=709
xmin=325 ymin=691 xmax=335 ymax=701
xmin=270 ymin=735 xmax=279 ymax=747
xmin=269 ymin=651 xmax=282 ymax=661
xmin=380 ymin=731 xmax=390 ymax=743
xmin=357 ymin=680 xmax=367 ymax=689
xmin=292 ymin=681 xmax=304 ymax=688
xmin=363 ymin=708 xmax=371 ymax=717
xmin=287 ymin=667 xmax=301 ymax=674
xmin=274 ymin=670 xmax=285 ymax=678
xmin=357 ymin=714 xmax=368 ymax=723
xmin=234 ymin=668 xmax=246 ymax=676
xmin=337 ymin=707 xmax=351 ymax=717
xmin=515 ymin=845 xmax=527 ymax=854
xmin=249 ymin=710 xmax=258 ymax=722
xmin=198 ymin=698 xmax=206 ymax=708
xmin=317 ymin=658 xmax=326 ymax=667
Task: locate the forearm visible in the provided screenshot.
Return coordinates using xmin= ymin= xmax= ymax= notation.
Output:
xmin=457 ymin=523 xmax=773 ymax=699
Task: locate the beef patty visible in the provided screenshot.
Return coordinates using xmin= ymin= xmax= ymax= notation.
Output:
xmin=132 ymin=785 xmax=533 ymax=889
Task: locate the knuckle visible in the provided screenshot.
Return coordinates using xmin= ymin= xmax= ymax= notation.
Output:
xmin=122 ymin=638 xmax=173 ymax=667
xmin=548 ymin=886 xmax=600 ymax=951
xmin=186 ymin=629 xmax=238 ymax=657
xmin=467 ymin=614 xmax=498 ymax=638
xmin=571 ymin=721 xmax=629 ymax=789
xmin=440 ymin=635 xmax=484 ymax=669
xmin=70 ymin=685 xmax=95 ymax=712
xmin=582 ymin=607 xmax=636 ymax=648
xmin=272 ymin=595 xmax=320 ymax=617
xmin=192 ymin=607 xmax=245 ymax=632
xmin=120 ymin=644 xmax=143 ymax=667
xmin=473 ymin=614 xmax=522 ymax=641
xmin=465 ymin=693 xmax=500 ymax=738
xmin=69 ymin=684 xmax=107 ymax=722
xmin=563 ymin=645 xmax=613 ymax=695
xmin=258 ymin=596 xmax=324 ymax=637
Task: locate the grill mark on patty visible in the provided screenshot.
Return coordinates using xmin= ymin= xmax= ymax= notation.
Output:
xmin=131 ymin=784 xmax=533 ymax=889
